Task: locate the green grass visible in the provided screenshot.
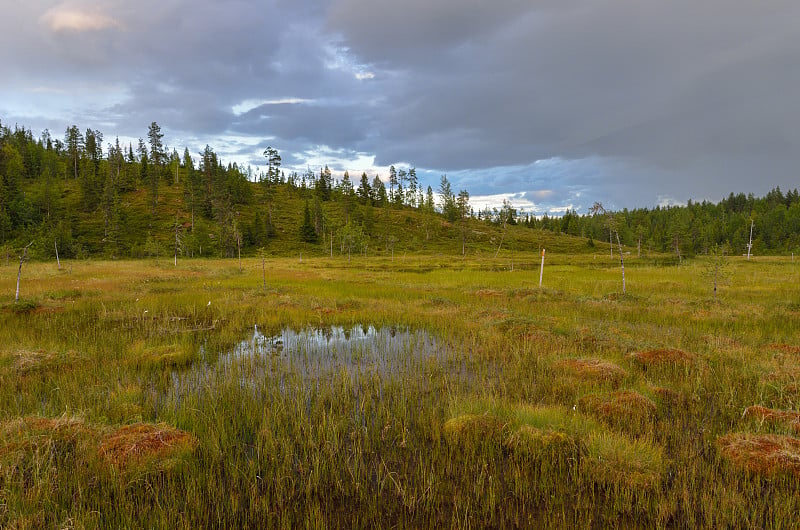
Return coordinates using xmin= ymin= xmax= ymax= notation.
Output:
xmin=0 ymin=253 xmax=799 ymax=527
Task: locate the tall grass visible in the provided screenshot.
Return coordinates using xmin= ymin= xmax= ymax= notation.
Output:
xmin=0 ymin=254 xmax=799 ymax=527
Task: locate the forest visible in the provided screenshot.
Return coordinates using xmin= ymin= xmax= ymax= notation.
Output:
xmin=1 ymin=120 xmax=798 ymax=259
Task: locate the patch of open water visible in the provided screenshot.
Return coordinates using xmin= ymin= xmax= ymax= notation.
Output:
xmin=227 ymin=324 xmax=449 ymax=375
xmin=170 ymin=325 xmax=473 ymax=399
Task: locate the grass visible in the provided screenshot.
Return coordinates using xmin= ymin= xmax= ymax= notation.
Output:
xmin=0 ymin=252 xmax=799 ymax=527
xmin=718 ymin=433 xmax=800 ymax=477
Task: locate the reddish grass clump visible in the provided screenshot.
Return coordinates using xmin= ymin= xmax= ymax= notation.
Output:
xmin=578 ymin=391 xmax=657 ymax=435
xmin=768 ymin=343 xmax=800 ymax=355
xmin=99 ymin=423 xmax=198 ymax=469
xmin=628 ymin=348 xmax=696 ymax=365
xmin=651 ymin=385 xmax=682 ymax=404
xmin=718 ymin=433 xmax=800 ymax=477
xmin=743 ymin=406 xmax=800 ymax=434
xmin=0 ymin=416 xmax=94 ymax=456
xmin=554 ymin=358 xmax=627 ymax=384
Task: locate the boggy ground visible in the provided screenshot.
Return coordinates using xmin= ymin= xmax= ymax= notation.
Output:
xmin=1 ymin=253 xmax=799 ymax=528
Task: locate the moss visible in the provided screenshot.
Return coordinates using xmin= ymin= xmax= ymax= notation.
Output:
xmin=742 ymin=405 xmax=800 ymax=434
xmin=578 ymin=390 xmax=657 ymax=435
xmin=554 ymin=358 xmax=627 ymax=385
xmin=583 ymin=431 xmax=665 ymax=489
xmin=718 ymin=433 xmax=800 ymax=477
xmin=99 ymin=422 xmax=198 ymax=472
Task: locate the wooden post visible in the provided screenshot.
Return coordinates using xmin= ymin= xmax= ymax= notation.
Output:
xmin=261 ymin=252 xmax=267 ymax=289
xmin=615 ymin=232 xmax=626 ymax=294
xmin=174 ymin=222 xmax=179 ymax=267
xmin=539 ymin=248 xmax=545 ymax=287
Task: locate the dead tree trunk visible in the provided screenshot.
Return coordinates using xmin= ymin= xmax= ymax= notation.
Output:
xmin=15 ymin=242 xmax=34 ymax=303
xmin=610 ymin=229 xmax=613 ymax=258
xmin=494 ymin=220 xmax=507 ymax=258
xmin=615 ymin=232 xmax=626 ymax=294
xmin=261 ymin=253 xmax=267 ymax=289
xmin=174 ymin=223 xmax=180 ymax=267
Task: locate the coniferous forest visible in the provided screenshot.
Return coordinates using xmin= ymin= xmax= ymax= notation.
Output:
xmin=1 ymin=120 xmax=798 ymax=260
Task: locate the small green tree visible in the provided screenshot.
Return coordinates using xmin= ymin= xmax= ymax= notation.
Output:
xmin=300 ymin=201 xmax=317 ymax=242
xmin=339 ymin=222 xmax=363 ymax=261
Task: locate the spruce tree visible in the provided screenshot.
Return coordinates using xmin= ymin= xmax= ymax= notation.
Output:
xmin=300 ymin=201 xmax=317 ymax=242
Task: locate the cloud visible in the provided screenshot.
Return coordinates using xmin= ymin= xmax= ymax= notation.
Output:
xmin=3 ymin=0 xmax=799 ymax=212
xmin=232 ymin=98 xmax=313 ymax=116
xmin=41 ymin=4 xmax=120 ymax=32
xmin=321 ymin=0 xmax=800 ymax=207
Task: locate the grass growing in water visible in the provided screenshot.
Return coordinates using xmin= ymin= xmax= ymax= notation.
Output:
xmin=0 ymin=253 xmax=798 ymax=527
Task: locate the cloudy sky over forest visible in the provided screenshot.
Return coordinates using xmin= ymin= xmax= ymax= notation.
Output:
xmin=2 ymin=0 xmax=798 ymax=214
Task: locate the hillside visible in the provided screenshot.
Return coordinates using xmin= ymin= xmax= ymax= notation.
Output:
xmin=3 ymin=120 xmax=798 ymax=261
xmin=0 ymin=121 xmax=604 ymax=260
xmin=1 ymin=175 xmax=598 ymax=261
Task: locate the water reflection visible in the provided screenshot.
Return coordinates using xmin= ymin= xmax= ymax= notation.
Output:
xmin=170 ymin=325 xmax=465 ymax=399
xmin=228 ymin=324 xmax=446 ymax=376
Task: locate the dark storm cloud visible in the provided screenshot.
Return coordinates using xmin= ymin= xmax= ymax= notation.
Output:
xmin=325 ymin=0 xmax=800 ymax=206
xmin=2 ymin=0 xmax=799 ymax=210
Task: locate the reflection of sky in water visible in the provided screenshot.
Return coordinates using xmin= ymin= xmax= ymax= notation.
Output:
xmin=170 ymin=325 xmax=468 ymax=401
xmin=226 ymin=325 xmax=445 ymax=375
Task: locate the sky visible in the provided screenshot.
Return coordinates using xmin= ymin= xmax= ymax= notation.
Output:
xmin=2 ymin=0 xmax=799 ymax=215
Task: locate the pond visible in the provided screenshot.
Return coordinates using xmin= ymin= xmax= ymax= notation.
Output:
xmin=227 ymin=324 xmax=449 ymax=376
xmin=169 ymin=324 xmax=470 ymax=400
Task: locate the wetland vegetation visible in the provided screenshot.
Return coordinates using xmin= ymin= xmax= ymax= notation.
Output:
xmin=1 ymin=252 xmax=799 ymax=528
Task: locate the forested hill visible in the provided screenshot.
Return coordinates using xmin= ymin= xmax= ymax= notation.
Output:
xmin=1 ymin=120 xmax=798 ymax=260
xmin=522 ymin=188 xmax=800 ymax=257
xmin=0 ymin=121 xmax=583 ymax=260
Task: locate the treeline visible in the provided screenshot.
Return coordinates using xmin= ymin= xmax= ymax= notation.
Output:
xmin=475 ymin=190 xmax=800 ymax=257
xmin=0 ymin=120 xmax=467 ymax=259
xmin=0 ymin=121 xmax=259 ymax=258
xmin=4 ymin=119 xmax=798 ymax=260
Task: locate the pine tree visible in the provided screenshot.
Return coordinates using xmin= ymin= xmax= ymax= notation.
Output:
xmin=439 ymin=175 xmax=457 ymax=221
xmin=340 ymin=170 xmax=354 ymax=223
xmin=64 ymin=125 xmax=83 ymax=180
xmin=146 ymin=123 xmax=164 ymax=212
xmin=371 ymin=175 xmax=386 ymax=206
xmin=263 ymin=146 xmax=281 ymax=183
xmin=388 ymin=165 xmax=397 ymax=204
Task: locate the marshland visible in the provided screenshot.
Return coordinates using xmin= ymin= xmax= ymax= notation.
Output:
xmin=5 ymin=0 xmax=800 ymax=525
xmin=2 ymin=252 xmax=799 ymax=528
